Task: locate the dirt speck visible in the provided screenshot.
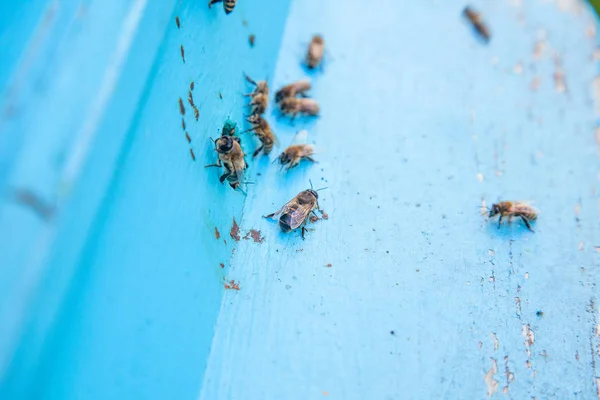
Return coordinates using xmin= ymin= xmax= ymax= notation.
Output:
xmin=175 ymin=16 xmax=180 ymax=29
xmin=325 ymin=263 xmax=332 ymax=268
xmin=296 ymin=249 xmax=304 ymax=252
xmin=189 ymin=148 xmax=195 ymax=161
xmin=242 ymin=19 xmax=248 ymax=26
xmin=230 ymin=218 xmax=241 ymax=241
xmin=220 ymin=263 xmax=225 ymax=269
xmin=249 ymin=34 xmax=255 ymax=47
xmin=190 ymin=81 xmax=195 ymax=91
xmin=219 ymin=92 xmax=223 ymax=99
xmin=185 ymin=132 xmax=191 ymax=143
xmin=14 ymin=189 xmax=54 ymax=220
xmin=179 ymin=98 xmax=185 ymax=115
xmin=214 ymin=227 xmax=221 ymax=240
xmin=182 ymin=118 xmax=186 ymax=131
xmin=319 ymin=210 xmax=329 ymax=219
xmin=224 ymin=280 xmax=240 ymax=290
xmin=180 ymin=45 xmax=185 ymax=63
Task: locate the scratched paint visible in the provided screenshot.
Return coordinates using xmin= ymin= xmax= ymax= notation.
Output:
xmin=199 ymin=0 xmax=600 ymax=399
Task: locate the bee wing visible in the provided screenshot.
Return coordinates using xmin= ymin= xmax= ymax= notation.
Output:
xmin=290 ymin=130 xmax=308 ymax=145
xmin=283 ymin=201 xmax=313 ymax=230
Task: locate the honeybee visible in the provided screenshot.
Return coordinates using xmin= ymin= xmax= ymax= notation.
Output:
xmin=244 ymin=74 xmax=269 ymax=97
xmin=279 ymin=97 xmax=319 ymax=119
xmin=306 ymin=35 xmax=325 ymax=69
xmin=249 ymin=93 xmax=268 ymax=115
xmin=205 ymin=135 xmax=248 ymax=193
xmin=277 ymin=140 xmax=316 ymax=170
xmin=244 ymin=114 xmax=278 ymax=157
xmin=463 ymin=6 xmax=490 ymax=42
xmin=487 ymin=201 xmax=537 ymax=231
xmin=275 ymin=80 xmax=311 ymax=103
xmin=208 ymin=0 xmax=236 ymax=14
xmin=264 ymin=185 xmax=324 ymax=239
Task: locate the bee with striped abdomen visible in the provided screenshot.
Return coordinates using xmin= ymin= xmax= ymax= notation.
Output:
xmin=487 ymin=201 xmax=537 ymax=232
xmin=306 ymin=35 xmax=325 ymax=69
xmin=463 ymin=6 xmax=490 ymax=43
xmin=244 ymin=114 xmax=278 ymax=157
xmin=275 ymin=80 xmax=312 ymax=103
xmin=205 ymin=135 xmax=248 ymax=193
xmin=208 ymin=0 xmax=236 ymax=15
xmin=264 ymin=183 xmax=325 ymax=239
xmin=248 ymin=93 xmax=268 ymax=116
xmin=279 ymin=97 xmax=319 ymax=120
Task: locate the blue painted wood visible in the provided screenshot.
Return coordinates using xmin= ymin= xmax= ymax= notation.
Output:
xmin=0 ymin=0 xmax=599 ymax=399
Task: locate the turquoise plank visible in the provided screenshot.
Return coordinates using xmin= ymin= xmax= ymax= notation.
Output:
xmin=199 ymin=0 xmax=600 ymax=399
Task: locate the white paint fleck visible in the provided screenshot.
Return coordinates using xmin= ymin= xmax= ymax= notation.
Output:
xmin=522 ymin=324 xmax=535 ymax=348
xmin=484 ymin=358 xmax=499 ymax=397
xmin=477 ymin=173 xmax=484 ymax=183
xmin=524 ymin=272 xmax=529 ymax=279
xmin=491 ymin=333 xmax=499 ymax=351
xmin=513 ymin=63 xmax=523 ymax=74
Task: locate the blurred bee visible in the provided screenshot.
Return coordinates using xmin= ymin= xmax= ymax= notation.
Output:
xmin=249 ymin=93 xmax=268 ymax=115
xmin=279 ymin=97 xmax=319 ymax=120
xmin=244 ymin=74 xmax=269 ymax=97
xmin=264 ymin=183 xmax=325 ymax=239
xmin=277 ymin=144 xmax=316 ymax=170
xmin=244 ymin=114 xmax=278 ymax=157
xmin=205 ymin=135 xmax=248 ymax=193
xmin=463 ymin=6 xmax=490 ymax=43
xmin=306 ymin=35 xmax=325 ymax=69
xmin=275 ymin=80 xmax=311 ymax=103
xmin=208 ymin=0 xmax=236 ymax=14
xmin=487 ymin=201 xmax=537 ymax=232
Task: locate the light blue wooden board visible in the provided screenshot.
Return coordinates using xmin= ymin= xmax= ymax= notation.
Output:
xmin=0 ymin=0 xmax=598 ymax=399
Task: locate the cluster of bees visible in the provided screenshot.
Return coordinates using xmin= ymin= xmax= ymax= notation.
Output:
xmin=205 ymin=35 xmax=326 ymax=238
xmin=202 ymin=5 xmax=538 ymax=236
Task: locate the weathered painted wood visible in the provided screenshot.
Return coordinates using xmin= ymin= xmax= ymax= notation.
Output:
xmin=199 ymin=1 xmax=600 ymax=399
xmin=0 ymin=0 xmax=599 ymax=399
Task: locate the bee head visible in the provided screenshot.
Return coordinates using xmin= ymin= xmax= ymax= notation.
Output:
xmin=312 ymin=35 xmax=324 ymax=44
xmin=307 ymin=189 xmax=318 ymax=199
xmin=278 ymin=151 xmax=291 ymax=165
xmin=489 ymin=203 xmax=501 ymax=218
xmin=216 ymin=136 xmax=234 ymax=153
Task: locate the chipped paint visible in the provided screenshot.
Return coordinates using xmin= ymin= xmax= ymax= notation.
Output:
xmin=491 ymin=333 xmax=499 ymax=351
xmin=230 ymin=218 xmax=241 ymax=241
xmin=484 ymin=358 xmax=499 ymax=397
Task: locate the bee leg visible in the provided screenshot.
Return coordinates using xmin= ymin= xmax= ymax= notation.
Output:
xmin=208 ymin=0 xmax=222 ymax=7
xmin=305 ymin=156 xmax=317 ymax=163
xmin=219 ymin=171 xmax=231 ymax=184
xmin=286 ymin=161 xmax=299 ymax=171
xmin=521 ymin=216 xmax=535 ymax=232
xmin=497 ymin=214 xmax=503 ymax=229
xmin=253 ymin=145 xmax=264 ymax=158
xmin=301 ymin=226 xmax=307 ymax=240
xmin=205 ymin=160 xmax=222 ymax=168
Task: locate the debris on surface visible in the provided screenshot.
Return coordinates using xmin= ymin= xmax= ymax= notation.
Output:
xmin=180 ymin=45 xmax=185 ymax=63
xmin=220 ymin=263 xmax=225 ymax=268
xmin=230 ymin=218 xmax=241 ymax=241
xmin=242 ymin=229 xmax=264 ymax=243
xmin=325 ymin=263 xmax=332 ymax=268
xmin=179 ymin=98 xmax=185 ymax=115
xmin=224 ymin=280 xmax=240 ymax=290
xmin=215 ymin=227 xmax=221 ymax=240
xmin=175 ymin=16 xmax=180 ymax=29
xmin=319 ymin=210 xmax=329 ymax=219
xmin=190 ymin=148 xmax=195 ymax=161
xmin=249 ymin=34 xmax=255 ymax=47
xmin=14 ymin=189 xmax=54 ymax=220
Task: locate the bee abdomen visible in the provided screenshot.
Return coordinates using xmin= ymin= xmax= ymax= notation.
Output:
xmin=279 ymin=213 xmax=293 ymax=232
xmin=224 ymin=0 xmax=236 ymax=14
xmin=263 ymin=142 xmax=274 ymax=155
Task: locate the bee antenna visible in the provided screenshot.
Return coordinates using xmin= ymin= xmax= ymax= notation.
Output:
xmin=309 ymin=179 xmax=314 ymax=189
xmin=316 ymin=186 xmax=328 ymax=192
xmin=244 ymin=73 xmax=257 ymax=86
xmin=271 ymin=158 xmax=278 ymax=165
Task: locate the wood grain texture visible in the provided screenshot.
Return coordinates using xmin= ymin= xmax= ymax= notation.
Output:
xmin=199 ymin=0 xmax=600 ymax=399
